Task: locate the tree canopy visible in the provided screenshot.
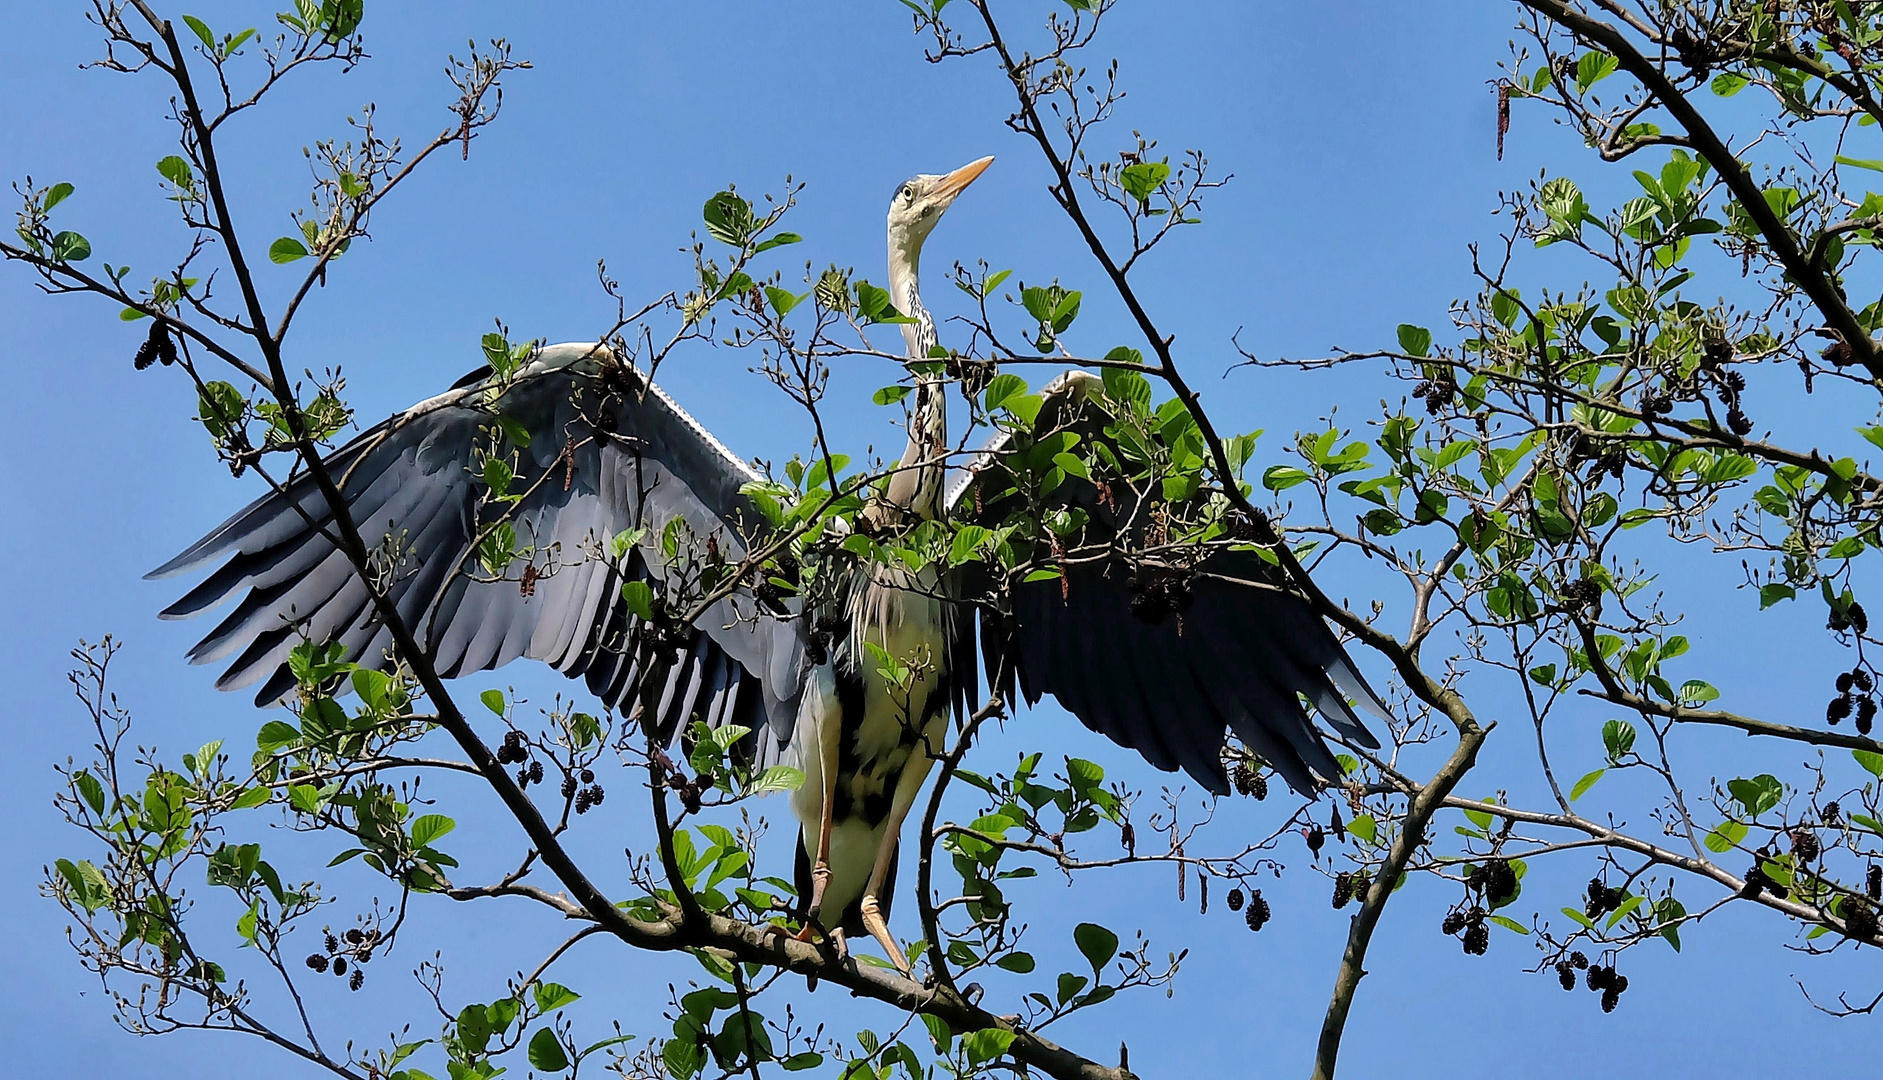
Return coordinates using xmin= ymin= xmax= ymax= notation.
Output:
xmin=13 ymin=2 xmax=1883 ymax=1078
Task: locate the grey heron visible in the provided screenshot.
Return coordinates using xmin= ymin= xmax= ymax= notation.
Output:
xmin=150 ymin=155 xmax=1384 ymax=972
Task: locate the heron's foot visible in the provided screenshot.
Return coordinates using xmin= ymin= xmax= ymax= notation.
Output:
xmin=795 ymin=863 xmax=833 ymax=942
xmin=859 ymin=894 xmax=910 ymax=976
xmin=829 ymin=927 xmax=849 ymax=963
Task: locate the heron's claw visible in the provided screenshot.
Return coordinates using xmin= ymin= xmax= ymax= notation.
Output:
xmin=859 ymin=894 xmax=910 ymax=976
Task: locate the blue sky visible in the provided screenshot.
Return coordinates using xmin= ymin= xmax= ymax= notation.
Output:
xmin=2 ymin=2 xmax=1875 ymax=1076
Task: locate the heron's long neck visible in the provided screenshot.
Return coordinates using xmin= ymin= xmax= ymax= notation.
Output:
xmin=885 ymin=240 xmax=947 ymax=520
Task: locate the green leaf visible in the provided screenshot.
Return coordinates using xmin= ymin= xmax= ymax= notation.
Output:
xmin=1570 ymin=768 xmax=1604 ymax=801
xmin=1574 ymin=51 xmax=1619 ymax=93
xmin=482 ymin=456 xmax=514 ymax=496
xmin=962 ymin=1029 xmax=1016 ymax=1067
xmin=410 ymin=814 xmax=456 ymax=847
xmin=156 ymin=155 xmax=193 ymax=187
xmin=481 ymin=689 xmax=506 ymax=715
xmin=269 ymin=237 xmax=309 ymax=263
xmin=622 ymin=579 xmax=655 ymax=621
xmin=528 ymin=1027 xmax=569 ymax=1072
xmin=72 ymin=770 xmax=106 ymax=815
xmin=1119 ymin=160 xmax=1171 ymax=202
xmin=1320 ymin=814 xmax=1364 ymax=848
xmin=764 ymin=285 xmax=806 ymax=316
xmin=1656 ymin=896 xmax=1686 ymax=950
xmin=1759 ymin=583 xmax=1796 ymax=609
xmin=52 ymin=231 xmax=91 ymax=261
xmin=1606 ymin=894 xmax=1644 ymax=928
xmin=496 ymin=414 xmax=532 ymax=448
xmin=1396 ymin=324 xmax=1432 ymax=357
xmin=781 ymin=1052 xmax=823 ymax=1071
xmin=983 ymin=373 xmax=1028 ymax=413
xmin=288 ymin=783 xmax=322 ymax=814
xmin=1837 ymin=155 xmax=1883 ymax=174
xmin=1489 ymin=915 xmax=1529 ymax=934
xmin=873 ymin=385 xmax=912 ymax=406
xmin=1704 ymin=819 xmax=1748 ymax=853
xmin=1073 ymin=922 xmax=1117 ymax=974
xmin=1677 ymin=680 xmax=1720 ymax=706
xmin=229 ymin=786 xmax=271 ymax=810
xmin=1854 ymin=749 xmax=1883 ymax=778
xmin=995 ymin=951 xmax=1036 ymax=973
xmin=750 ymin=765 xmax=805 ymax=794
xmin=44 ymin=181 xmax=74 ymax=211
xmin=256 ymin=720 xmax=300 ymax=751
xmin=702 ymin=191 xmax=756 ymax=247
xmin=1601 ymin=718 xmax=1636 ymax=763
xmin=1727 ymin=774 xmax=1782 ymax=818
xmin=1262 ymin=465 xmax=1310 ymax=492
xmin=182 ymin=14 xmax=217 ymax=48
xmin=1711 ymin=72 xmax=1748 ymax=96
xmin=752 ymin=231 xmax=803 ymax=254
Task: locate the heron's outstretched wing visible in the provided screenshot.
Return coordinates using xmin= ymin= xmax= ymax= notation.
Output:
xmin=150 ymin=342 xmax=808 ymax=761
xmin=948 ymin=371 xmax=1385 ymax=796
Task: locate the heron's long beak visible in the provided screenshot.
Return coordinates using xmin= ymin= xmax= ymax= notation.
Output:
xmin=932 ymin=156 xmax=994 ymax=204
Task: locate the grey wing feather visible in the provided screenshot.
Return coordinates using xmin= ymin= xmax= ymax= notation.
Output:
xmin=151 ymin=343 xmax=807 ymax=764
xmin=956 ymin=370 xmax=1386 ymax=797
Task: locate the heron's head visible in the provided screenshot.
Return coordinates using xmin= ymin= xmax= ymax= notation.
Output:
xmin=887 ymin=156 xmax=993 ymax=264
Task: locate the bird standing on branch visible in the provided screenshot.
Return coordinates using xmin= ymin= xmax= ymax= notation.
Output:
xmin=152 ymin=156 xmax=1384 ymax=974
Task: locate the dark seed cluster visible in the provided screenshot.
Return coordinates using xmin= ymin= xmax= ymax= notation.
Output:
xmin=1231 ymin=761 xmax=1268 ymax=800
xmin=132 ymin=320 xmax=179 ymax=371
xmin=1227 ymin=887 xmax=1245 ymax=912
xmin=1332 ymin=872 xmax=1354 ymax=910
xmin=1559 ymin=577 xmax=1602 ymax=615
xmin=1586 ymin=963 xmax=1629 ymax=1012
xmin=1468 ymin=857 xmax=1518 ymax=906
xmin=1711 ymin=359 xmax=1753 ymax=436
xmin=1554 ymin=950 xmax=1591 ymax=992
xmin=1829 ymin=602 xmax=1872 ymax=638
xmin=1589 ymin=449 xmax=1627 ymax=483
xmin=1741 ymin=859 xmax=1790 ymax=901
xmin=496 ymin=729 xmax=529 ymax=766
xmin=1126 ymin=565 xmax=1195 ymax=626
xmin=1305 ymin=825 xmax=1326 ymax=857
xmin=1789 ymin=826 xmax=1821 ymax=864
xmin=1243 ymin=890 xmax=1271 ymax=932
xmin=1827 ymin=666 xmax=1877 ymax=735
xmin=666 ymin=770 xmax=703 ymax=814
xmin=1413 ymin=377 xmax=1456 ymax=415
xmin=1440 ymin=905 xmax=1490 ymax=954
xmin=304 ymin=924 xmax=380 ymax=990
xmin=1584 ymin=878 xmax=1624 ymax=920
xmin=574 ymin=781 xmax=608 ymax=814
xmin=1844 ymin=898 xmax=1880 ymax=942
xmin=1867 ymin=864 xmax=1881 ymax=902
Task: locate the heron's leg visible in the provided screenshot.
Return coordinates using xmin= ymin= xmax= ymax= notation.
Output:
xmin=858 ymin=720 xmax=946 ymax=975
xmin=858 ymin=831 xmax=910 ymax=975
xmin=795 ymin=699 xmax=844 ymax=941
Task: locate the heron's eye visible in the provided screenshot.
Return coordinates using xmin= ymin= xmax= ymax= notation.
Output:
xmin=901 ymin=186 xmax=915 ymax=204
